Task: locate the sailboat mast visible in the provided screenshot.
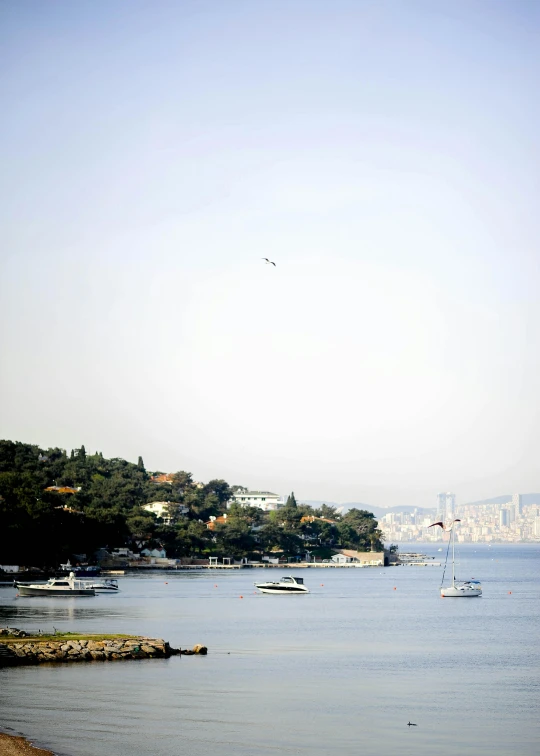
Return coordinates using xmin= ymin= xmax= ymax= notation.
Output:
xmin=451 ymin=522 xmax=455 ymax=586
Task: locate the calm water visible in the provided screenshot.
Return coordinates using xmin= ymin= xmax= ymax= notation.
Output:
xmin=1 ymin=544 xmax=539 ymax=756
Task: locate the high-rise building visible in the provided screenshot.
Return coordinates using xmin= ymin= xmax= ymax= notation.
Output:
xmin=512 ymin=493 xmax=522 ymax=518
xmin=436 ymin=492 xmax=456 ymax=522
xmin=499 ymin=509 xmax=509 ymax=527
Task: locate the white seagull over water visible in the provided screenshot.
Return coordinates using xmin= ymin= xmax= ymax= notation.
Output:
xmin=262 ymin=258 xmax=276 ymax=266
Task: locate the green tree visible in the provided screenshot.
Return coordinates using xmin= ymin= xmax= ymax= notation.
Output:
xmin=314 ymin=503 xmax=339 ymax=520
xmin=172 ymin=471 xmax=193 ymax=489
xmin=212 ymin=519 xmax=254 ymax=559
xmin=126 ymin=510 xmax=156 ymax=549
xmin=285 ymin=491 xmax=298 ymax=508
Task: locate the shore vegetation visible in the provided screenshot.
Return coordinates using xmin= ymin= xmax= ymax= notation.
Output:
xmin=0 ymin=440 xmax=383 ymax=566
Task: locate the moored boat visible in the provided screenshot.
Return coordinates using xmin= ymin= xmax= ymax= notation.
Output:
xmin=428 ymin=520 xmax=482 ymax=598
xmin=59 ymin=560 xmax=101 ymax=577
xmin=16 ymin=572 xmax=95 ymax=597
xmin=255 ymin=576 xmax=310 ymax=594
xmin=84 ymin=579 xmax=119 ymax=592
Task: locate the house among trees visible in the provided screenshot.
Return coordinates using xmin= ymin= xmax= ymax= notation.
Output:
xmin=206 ymin=514 xmax=228 ymax=530
xmin=331 ymin=549 xmax=384 ymax=566
xmin=228 ymin=490 xmax=284 ymax=511
xmin=142 ymin=501 xmax=189 ymax=524
xmin=149 ymin=473 xmax=175 ymax=485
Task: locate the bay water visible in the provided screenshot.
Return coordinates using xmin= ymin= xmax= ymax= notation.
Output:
xmin=1 ymin=544 xmax=539 ymax=756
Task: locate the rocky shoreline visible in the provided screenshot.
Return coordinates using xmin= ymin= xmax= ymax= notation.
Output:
xmin=0 ymin=628 xmax=207 ymax=666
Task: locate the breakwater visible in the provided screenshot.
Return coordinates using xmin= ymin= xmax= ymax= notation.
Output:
xmin=0 ymin=631 xmax=207 ymax=667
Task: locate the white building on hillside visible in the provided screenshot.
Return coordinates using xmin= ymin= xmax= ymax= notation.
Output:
xmin=228 ymin=491 xmax=284 ymax=512
xmin=142 ymin=501 xmax=189 ymax=525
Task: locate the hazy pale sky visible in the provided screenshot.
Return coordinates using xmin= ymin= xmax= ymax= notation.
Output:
xmin=1 ymin=0 xmax=539 ymax=508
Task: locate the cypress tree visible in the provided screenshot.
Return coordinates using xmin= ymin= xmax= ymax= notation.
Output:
xmin=285 ymin=492 xmax=297 ymax=508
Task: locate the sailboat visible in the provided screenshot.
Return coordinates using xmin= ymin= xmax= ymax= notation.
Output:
xmin=428 ymin=519 xmax=482 ymax=598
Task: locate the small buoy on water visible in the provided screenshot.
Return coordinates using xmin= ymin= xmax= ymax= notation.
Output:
xmin=508 ymin=591 xmax=512 ymax=594
xmin=214 ymin=584 xmax=218 ymax=587
xmin=320 ymin=584 xmax=324 ymax=587
xmin=393 ymin=587 xmax=397 ymax=590
xmin=165 ymin=582 xmax=168 ymax=584
xmin=239 ymin=595 xmax=243 ymax=599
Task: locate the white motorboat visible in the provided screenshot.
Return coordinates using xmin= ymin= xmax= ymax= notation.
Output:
xmin=428 ymin=519 xmax=482 ymax=598
xmin=255 ymin=576 xmax=310 ymax=594
xmin=59 ymin=560 xmax=101 ymax=577
xmin=84 ymin=579 xmax=119 ymax=592
xmin=16 ymin=572 xmax=95 ymax=597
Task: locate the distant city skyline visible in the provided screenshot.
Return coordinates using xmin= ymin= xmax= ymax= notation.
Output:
xmin=380 ymin=492 xmax=540 ymax=543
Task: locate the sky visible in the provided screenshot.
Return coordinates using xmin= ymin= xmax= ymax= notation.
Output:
xmin=1 ymin=0 xmax=539 ymax=508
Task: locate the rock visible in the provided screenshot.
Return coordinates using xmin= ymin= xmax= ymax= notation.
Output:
xmin=68 ymin=641 xmax=82 ymax=651
xmin=68 ymin=649 xmax=80 ymax=656
xmin=60 ymin=644 xmax=71 ymax=651
xmin=141 ymin=645 xmax=157 ymax=655
xmin=79 ymin=640 xmax=88 ymax=647
xmin=90 ymin=651 xmax=104 ymax=660
xmin=87 ymin=640 xmax=103 ymax=651
xmin=192 ymin=644 xmax=208 ymax=655
xmin=1 ymin=627 xmax=27 ymax=637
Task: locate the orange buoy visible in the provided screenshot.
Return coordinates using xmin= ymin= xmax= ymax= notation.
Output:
xmin=165 ymin=582 xmax=168 ymax=584
xmin=320 ymin=584 xmax=324 ymax=587
xmin=239 ymin=595 xmax=243 ymax=599
xmin=393 ymin=587 xmax=397 ymax=590
xmin=508 ymin=591 xmax=512 ymax=594
xmin=214 ymin=584 xmax=218 ymax=587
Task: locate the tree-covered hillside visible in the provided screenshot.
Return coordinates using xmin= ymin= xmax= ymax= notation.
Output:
xmin=0 ymin=440 xmax=383 ymax=567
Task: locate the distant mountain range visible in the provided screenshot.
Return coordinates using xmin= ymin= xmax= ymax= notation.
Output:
xmin=300 ymin=494 xmax=540 ymax=520
xmin=299 ymin=500 xmax=435 ymax=520
xmin=465 ymin=493 xmax=540 ymax=507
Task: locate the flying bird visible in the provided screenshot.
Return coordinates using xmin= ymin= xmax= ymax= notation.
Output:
xmin=407 ymin=722 xmax=417 ymax=727
xmin=262 ymin=258 xmax=276 ymax=266
xmin=428 ymin=519 xmax=461 ymax=531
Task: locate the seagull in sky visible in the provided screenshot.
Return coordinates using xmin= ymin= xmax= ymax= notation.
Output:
xmin=262 ymin=258 xmax=276 ymax=266
xmin=407 ymin=722 xmax=417 ymax=727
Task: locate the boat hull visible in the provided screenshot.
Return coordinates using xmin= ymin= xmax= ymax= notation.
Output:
xmin=17 ymin=585 xmax=95 ymax=597
xmin=92 ymin=586 xmax=119 ymax=592
xmin=441 ymin=587 xmax=481 ymax=598
xmin=256 ymin=586 xmax=309 ymax=594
